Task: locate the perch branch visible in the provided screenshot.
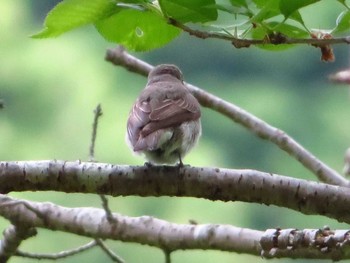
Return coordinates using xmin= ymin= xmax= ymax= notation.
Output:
xmin=105 ymin=46 xmax=348 ymax=187
xmin=1 ymin=160 xmax=350 ymax=223
xmin=1 ymin=195 xmax=350 ymax=260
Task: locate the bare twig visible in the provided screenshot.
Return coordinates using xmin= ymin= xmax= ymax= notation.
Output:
xmin=2 ymin=160 xmax=350 ymax=223
xmin=104 ymin=46 xmax=348 ymax=186
xmin=15 ymin=240 xmax=97 ymax=259
xmin=168 ymin=18 xmax=350 ymax=48
xmin=99 ymin=194 xmax=117 ymax=224
xmin=2 ymin=195 xmax=350 ymax=260
xmin=164 ymin=250 xmax=171 ymax=263
xmin=0 ymin=225 xmax=36 ymax=262
xmin=95 ymin=239 xmax=125 ymax=263
xmin=89 ymin=104 xmax=103 ymax=162
xmin=87 ymin=105 xmax=117 ymax=225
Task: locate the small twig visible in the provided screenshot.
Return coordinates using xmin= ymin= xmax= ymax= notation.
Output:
xmin=168 ymin=18 xmax=350 ymax=48
xmin=95 ymin=239 xmax=125 ymax=263
xmin=164 ymin=250 xmax=171 ymax=263
xmin=99 ymin=194 xmax=117 ymax=224
xmin=15 ymin=240 xmax=98 ymax=260
xmin=0 ymin=225 xmax=37 ymax=262
xmin=87 ymin=104 xmax=116 ymax=224
xmin=0 ymin=99 xmax=4 ymax=109
xmin=105 ymin=46 xmax=348 ymax=186
xmin=89 ymin=104 xmax=103 ymax=162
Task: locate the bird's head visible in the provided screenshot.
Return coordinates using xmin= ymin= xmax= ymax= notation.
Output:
xmin=147 ymin=64 xmax=183 ymax=85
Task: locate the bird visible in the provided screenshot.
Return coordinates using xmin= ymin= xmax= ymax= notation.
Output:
xmin=126 ymin=64 xmax=201 ymax=165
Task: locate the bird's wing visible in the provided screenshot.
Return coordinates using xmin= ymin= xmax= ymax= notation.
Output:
xmin=141 ymin=93 xmax=200 ymax=138
xmin=126 ymin=100 xmax=151 ymax=148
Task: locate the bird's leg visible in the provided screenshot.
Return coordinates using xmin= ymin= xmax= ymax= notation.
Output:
xmin=178 ymin=152 xmax=184 ymax=167
xmin=144 ymin=161 xmax=154 ymax=167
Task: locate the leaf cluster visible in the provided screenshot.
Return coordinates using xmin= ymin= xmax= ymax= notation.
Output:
xmin=33 ymin=0 xmax=350 ymax=51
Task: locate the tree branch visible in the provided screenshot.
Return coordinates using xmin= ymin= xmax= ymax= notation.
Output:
xmin=15 ymin=240 xmax=98 ymax=260
xmin=167 ymin=18 xmax=350 ymax=48
xmin=1 ymin=160 xmax=350 ymax=223
xmin=1 ymin=195 xmax=350 ymax=260
xmin=0 ymin=225 xmax=36 ymax=261
xmin=89 ymin=104 xmax=103 ymax=162
xmin=95 ymin=239 xmax=125 ymax=263
xmin=105 ymin=46 xmax=347 ymax=187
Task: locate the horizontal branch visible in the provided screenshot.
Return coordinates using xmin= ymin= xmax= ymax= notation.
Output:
xmin=105 ymin=46 xmax=348 ymax=187
xmin=1 ymin=195 xmax=350 ymax=260
xmin=168 ymin=18 xmax=350 ymax=48
xmin=1 ymin=160 xmax=350 ymax=223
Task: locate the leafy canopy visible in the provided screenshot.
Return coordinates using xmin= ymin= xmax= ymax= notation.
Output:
xmin=33 ymin=0 xmax=350 ymax=51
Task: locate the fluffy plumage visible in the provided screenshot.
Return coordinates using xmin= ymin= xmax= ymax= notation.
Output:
xmin=126 ymin=64 xmax=201 ymax=164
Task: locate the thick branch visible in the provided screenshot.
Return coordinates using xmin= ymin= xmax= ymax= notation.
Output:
xmin=105 ymin=46 xmax=347 ymax=187
xmin=1 ymin=160 xmax=350 ymax=223
xmin=1 ymin=195 xmax=350 ymax=260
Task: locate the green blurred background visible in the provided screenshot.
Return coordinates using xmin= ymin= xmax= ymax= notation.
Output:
xmin=1 ymin=0 xmax=350 ymax=262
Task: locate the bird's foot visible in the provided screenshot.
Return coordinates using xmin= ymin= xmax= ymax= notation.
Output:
xmin=144 ymin=162 xmax=154 ymax=168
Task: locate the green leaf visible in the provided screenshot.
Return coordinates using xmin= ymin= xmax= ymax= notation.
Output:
xmin=250 ymin=0 xmax=280 ymax=24
xmin=333 ymin=10 xmax=350 ymax=33
xmin=159 ymin=0 xmax=218 ymax=23
xmin=274 ymin=22 xmax=308 ymax=38
xmin=214 ymin=4 xmax=252 ymax=17
xmin=230 ymin=0 xmax=249 ymax=8
xmin=251 ymin=22 xmax=308 ymax=50
xmin=279 ymin=0 xmax=320 ymax=18
xmin=95 ymin=9 xmax=181 ymax=51
xmin=32 ymin=0 xmax=117 ymax=38
xmin=337 ymin=0 xmax=350 ymax=8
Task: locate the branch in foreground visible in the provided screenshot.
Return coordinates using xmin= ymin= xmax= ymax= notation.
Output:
xmin=2 ymin=160 xmax=350 ymax=223
xmin=105 ymin=46 xmax=348 ymax=187
xmin=0 ymin=225 xmax=36 ymax=261
xmin=1 ymin=195 xmax=350 ymax=260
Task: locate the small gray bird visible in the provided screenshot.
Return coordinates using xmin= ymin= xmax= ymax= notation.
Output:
xmin=126 ymin=64 xmax=201 ymax=165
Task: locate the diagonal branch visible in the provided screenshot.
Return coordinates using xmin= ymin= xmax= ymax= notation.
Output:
xmin=15 ymin=240 xmax=98 ymax=260
xmin=1 ymin=195 xmax=350 ymax=260
xmin=105 ymin=46 xmax=348 ymax=187
xmin=95 ymin=239 xmax=125 ymax=263
xmin=0 ymin=225 xmax=37 ymax=261
xmin=1 ymin=160 xmax=350 ymax=223
xmin=89 ymin=104 xmax=103 ymax=162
